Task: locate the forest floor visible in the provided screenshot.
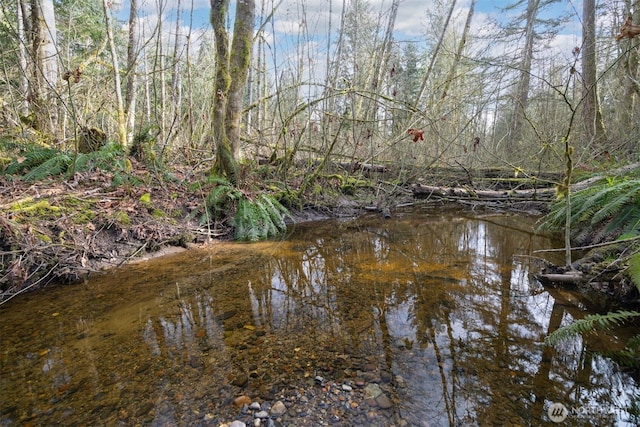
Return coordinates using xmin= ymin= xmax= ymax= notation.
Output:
xmin=1 ymin=161 xmax=623 ymax=305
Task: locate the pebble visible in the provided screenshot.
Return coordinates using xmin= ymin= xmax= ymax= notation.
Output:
xmin=376 ymin=393 xmax=393 ymax=409
xmin=254 ymin=410 xmax=269 ymax=418
xmin=270 ymin=400 xmax=286 ymax=416
xmin=235 ymin=396 xmax=252 ymax=407
xmin=364 ymin=383 xmax=383 ymax=399
xmin=218 ymin=377 xmax=400 ymax=426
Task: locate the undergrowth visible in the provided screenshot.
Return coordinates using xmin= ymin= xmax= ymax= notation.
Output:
xmin=203 ymin=176 xmax=290 ymax=241
xmin=2 ymin=142 xmax=129 ymax=182
xmin=542 ymin=174 xmax=640 ymax=378
xmin=539 ymin=177 xmax=640 ymax=245
xmin=539 ymin=176 xmax=640 ymax=291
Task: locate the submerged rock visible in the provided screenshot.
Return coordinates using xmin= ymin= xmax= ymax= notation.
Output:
xmin=270 ymin=400 xmax=287 ymax=416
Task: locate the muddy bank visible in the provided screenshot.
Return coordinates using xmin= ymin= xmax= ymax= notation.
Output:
xmin=0 ymin=168 xmax=415 ymax=302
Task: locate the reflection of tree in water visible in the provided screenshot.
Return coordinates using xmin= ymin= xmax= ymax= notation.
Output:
xmin=2 ymin=213 xmax=639 ymax=425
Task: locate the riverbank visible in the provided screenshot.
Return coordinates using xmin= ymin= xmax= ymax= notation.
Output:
xmin=2 ymin=163 xmax=635 ymax=305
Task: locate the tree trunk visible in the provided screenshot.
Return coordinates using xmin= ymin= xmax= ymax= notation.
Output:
xmin=439 ymin=0 xmax=475 ymax=101
xmin=17 ymin=0 xmax=29 ymax=116
xmin=102 ymin=0 xmax=127 ymax=148
xmin=29 ymin=0 xmax=59 ymax=135
xmin=509 ymin=0 xmax=539 ymax=149
xmin=582 ymin=0 xmax=606 ymax=145
xmin=225 ymin=0 xmax=255 ymax=159
xmin=125 ymin=0 xmax=139 ymax=145
xmin=210 ymin=0 xmax=237 ymax=182
xmin=413 ymin=0 xmax=456 ymax=112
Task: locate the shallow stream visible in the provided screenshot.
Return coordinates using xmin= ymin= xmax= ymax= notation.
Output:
xmin=1 ymin=207 xmax=638 ymax=426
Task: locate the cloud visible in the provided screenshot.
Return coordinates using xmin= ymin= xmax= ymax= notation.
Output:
xmin=121 ymin=0 xmax=210 ymax=15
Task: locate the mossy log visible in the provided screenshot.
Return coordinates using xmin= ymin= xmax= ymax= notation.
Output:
xmin=412 ymin=183 xmax=556 ymax=200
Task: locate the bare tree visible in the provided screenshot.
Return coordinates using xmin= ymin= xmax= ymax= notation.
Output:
xmin=125 ymin=0 xmax=139 ymax=145
xmin=581 ymin=0 xmax=606 ymax=145
xmin=28 ymin=0 xmax=59 ymax=135
xmin=102 ymin=0 xmax=127 ymax=147
xmin=508 ymin=0 xmax=540 ymax=148
xmin=17 ymin=0 xmax=29 ymax=116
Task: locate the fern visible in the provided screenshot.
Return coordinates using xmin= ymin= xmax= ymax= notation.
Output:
xmin=4 ymin=147 xmax=59 ymax=175
xmin=606 ymin=204 xmax=640 ymax=236
xmin=233 ymin=194 xmax=290 ymax=241
xmin=204 ymin=179 xmax=243 ymax=221
xmin=72 ymin=142 xmax=125 ymax=173
xmin=23 ymin=153 xmax=72 ymax=181
xmin=234 ymin=198 xmax=261 ymax=241
xmin=258 ymin=193 xmax=289 ymax=231
xmin=539 ymin=178 xmax=640 ymax=243
xmin=591 ymin=180 xmax=640 ymax=225
xmin=545 ymin=310 xmax=640 ymax=346
xmin=202 ymin=175 xmax=289 ymax=241
xmin=207 ymin=175 xmax=232 ymax=186
xmin=629 ymin=253 xmax=640 ymax=293
xmin=3 ymin=143 xmax=128 ymax=182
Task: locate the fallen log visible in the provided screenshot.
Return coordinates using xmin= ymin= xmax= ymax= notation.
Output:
xmin=535 ymin=272 xmax=585 ymax=285
xmin=336 ymin=161 xmax=389 ymax=173
xmin=412 ymin=183 xmax=555 ymax=200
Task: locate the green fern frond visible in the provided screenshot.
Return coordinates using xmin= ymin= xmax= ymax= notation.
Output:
xmin=23 ymin=153 xmax=72 ymax=181
xmin=232 ymin=194 xmax=289 ymax=241
xmin=629 ymin=253 xmax=640 ymax=293
xmin=206 ymin=184 xmax=233 ymax=211
xmin=606 ymin=204 xmax=640 ymax=236
xmin=4 ymin=147 xmax=60 ymax=175
xmin=254 ymin=199 xmax=277 ymax=238
xmin=591 ymin=181 xmax=640 ymax=225
xmin=206 ymin=175 xmax=232 ymax=186
xmin=545 ymin=310 xmax=640 ymax=346
xmin=73 ymin=142 xmax=125 ymax=172
xmin=539 ymin=179 xmax=640 ymax=243
xmin=258 ymin=193 xmax=289 ymax=231
xmin=234 ymin=198 xmax=263 ymax=241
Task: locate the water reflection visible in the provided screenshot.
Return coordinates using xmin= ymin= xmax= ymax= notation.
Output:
xmin=1 ymin=208 xmax=638 ymax=426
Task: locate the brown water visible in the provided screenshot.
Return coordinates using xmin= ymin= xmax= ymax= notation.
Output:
xmin=1 ymin=207 xmax=638 ymax=426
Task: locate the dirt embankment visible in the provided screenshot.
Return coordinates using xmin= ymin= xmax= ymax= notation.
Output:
xmin=0 ymin=169 xmax=208 ymax=301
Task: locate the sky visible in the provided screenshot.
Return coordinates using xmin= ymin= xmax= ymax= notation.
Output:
xmin=111 ymin=0 xmax=595 ymax=77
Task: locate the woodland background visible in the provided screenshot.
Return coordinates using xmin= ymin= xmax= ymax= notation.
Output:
xmin=1 ymin=0 xmax=639 ymax=178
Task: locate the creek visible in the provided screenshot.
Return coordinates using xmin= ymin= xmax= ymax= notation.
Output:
xmin=1 ymin=207 xmax=638 ymax=426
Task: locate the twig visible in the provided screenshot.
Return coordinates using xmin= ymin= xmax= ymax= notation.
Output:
xmin=0 ymin=262 xmax=59 ymax=306
xmin=533 ymin=235 xmax=640 ymax=254
xmin=117 ymin=241 xmax=148 ymax=267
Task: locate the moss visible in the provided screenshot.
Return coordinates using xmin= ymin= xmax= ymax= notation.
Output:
xmin=115 ymin=211 xmax=131 ymax=225
xmin=9 ymin=199 xmax=62 ymax=218
xmin=170 ymin=208 xmax=184 ymax=218
xmin=340 ymin=177 xmax=369 ymax=195
xmin=33 ymin=231 xmax=53 ymax=244
xmin=151 ymin=208 xmax=165 ymax=218
xmin=0 ymin=157 xmax=11 ymax=170
xmin=139 ymin=193 xmax=152 ymax=206
xmin=60 ymin=197 xmax=96 ymax=223
xmin=34 ymin=231 xmax=52 ymax=243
